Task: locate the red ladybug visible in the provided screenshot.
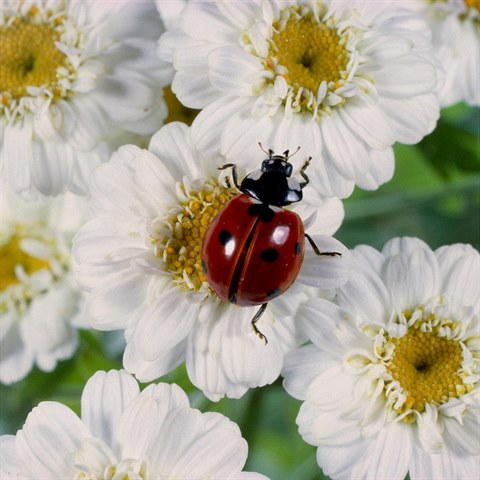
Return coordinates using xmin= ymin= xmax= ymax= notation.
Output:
xmin=201 ymin=146 xmax=340 ymax=343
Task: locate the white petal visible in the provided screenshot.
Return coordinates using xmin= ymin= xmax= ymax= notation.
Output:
xmin=21 ymin=284 xmax=77 ymax=347
xmin=321 ymin=109 xmax=371 ymax=179
xmin=352 ymin=244 xmax=385 ymax=273
xmin=87 ymin=0 xmax=161 ymax=40
xmin=93 ymin=75 xmax=155 ymax=124
xmin=132 ymin=294 xmax=198 ymax=362
xmin=282 ymin=345 xmax=336 ymax=400
xmin=415 ymin=404 xmax=444 ymax=454
xmin=30 ymin=140 xmax=74 ymax=195
xmin=221 ymin=106 xmax=280 ymax=168
xmin=364 ymin=422 xmax=412 ymax=480
xmin=338 ymin=101 xmax=395 ymax=151
xmin=81 ymin=370 xmax=140 ymax=446
xmin=72 ymin=216 xmax=146 ymax=268
xmin=88 ymin=146 xmax=157 ymax=217
xmin=355 ymin=147 xmax=395 ymax=190
xmin=115 ymin=394 xmax=163 ymax=461
xmin=156 ymin=2 xmax=186 ymax=31
xmin=0 ymin=435 xmax=20 ymax=479
xmin=436 ymin=244 xmax=480 ymax=311
xmin=0 ymin=312 xmax=34 ymax=385
xmin=66 ymin=96 xmax=109 ymax=150
xmin=181 ymin=1 xmax=238 ymax=43
xmin=209 ymin=46 xmax=263 ymax=96
xmin=298 ymin=235 xmax=351 ymax=289
xmin=316 ymin=441 xmax=369 ymax=480
xmin=16 ymin=402 xmax=89 ymax=479
xmin=379 ymin=94 xmax=439 ymax=144
xmin=336 ymin=261 xmax=390 ymax=327
xmin=87 ymin=274 xmax=151 ymax=330
xmin=123 ymin=337 xmax=186 ymax=382
xmin=375 ymin=59 xmax=438 ymax=98
xmin=131 ymin=149 xmax=179 ymax=208
xmin=295 ymin=192 xmax=344 ymax=237
xmin=141 ymin=382 xmax=190 ymax=412
xmin=411 ymin=442 xmax=480 ymax=480
xmin=443 ymin=412 xmax=480 ymax=456
xmin=158 ymin=28 xmax=184 ymax=64
xmin=284 ymin=116 xmax=355 ymax=199
xmin=383 ymin=243 xmax=440 ymax=310
xmin=216 ymin=0 xmax=264 ymax=30
xmin=172 ymin=71 xmax=221 ymax=109
xmin=148 ymin=122 xmax=202 ymax=180
xmin=186 ymin=303 xmax=287 ymax=400
xmin=123 ymin=340 xmax=187 ymax=382
xmin=150 ymin=409 xmax=248 ymax=478
xmin=297 ymin=298 xmax=352 ymax=354
xmin=190 ymin=96 xmax=250 ymax=157
xmin=382 ymin=236 xmax=431 ymax=257
xmin=74 ymin=437 xmax=116 ymax=477
xmin=297 ymin=396 xmax=361 ymax=446
xmin=3 ymin=119 xmax=33 ymax=197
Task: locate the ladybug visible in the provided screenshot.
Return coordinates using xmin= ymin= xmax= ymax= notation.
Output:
xmin=201 ymin=145 xmax=340 ymax=344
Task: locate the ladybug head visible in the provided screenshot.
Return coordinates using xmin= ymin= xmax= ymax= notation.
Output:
xmin=238 ymin=145 xmax=307 ymax=206
xmin=261 ymin=156 xmax=293 ymax=177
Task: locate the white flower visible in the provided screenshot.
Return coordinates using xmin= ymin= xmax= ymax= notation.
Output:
xmin=282 ymin=237 xmax=480 ymax=480
xmin=404 ymin=0 xmax=480 ymax=107
xmin=0 ymin=369 xmax=268 ymax=479
xmin=0 ymin=0 xmax=171 ymax=198
xmin=72 ymin=121 xmax=349 ymax=400
xmin=156 ymin=0 xmax=187 ymax=31
xmin=159 ymin=0 xmax=441 ymax=198
xmin=0 ymin=189 xmax=88 ymax=384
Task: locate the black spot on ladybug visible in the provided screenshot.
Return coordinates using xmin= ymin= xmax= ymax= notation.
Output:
xmin=201 ymin=259 xmax=208 ymax=274
xmin=260 ymin=248 xmax=279 ymax=263
xmin=267 ymin=288 xmax=282 ymax=299
xmin=247 ymin=204 xmax=275 ymax=222
xmin=294 ymin=242 xmax=301 ymax=255
xmin=218 ymin=229 xmax=232 ymax=246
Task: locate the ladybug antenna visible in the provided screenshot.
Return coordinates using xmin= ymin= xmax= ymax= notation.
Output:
xmin=284 ymin=146 xmax=301 ymax=160
xmin=258 ymin=142 xmax=274 ymax=158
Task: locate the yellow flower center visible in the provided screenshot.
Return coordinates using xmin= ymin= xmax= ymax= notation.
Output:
xmin=464 ymin=0 xmax=480 ymax=12
xmin=379 ymin=308 xmax=477 ymax=423
xmin=270 ymin=13 xmax=348 ymax=96
xmin=152 ymin=180 xmax=235 ymax=292
xmin=0 ymin=18 xmax=66 ymax=100
xmin=0 ymin=233 xmax=49 ymax=291
xmin=387 ymin=327 xmax=464 ymax=413
xmin=163 ymin=86 xmax=199 ymax=126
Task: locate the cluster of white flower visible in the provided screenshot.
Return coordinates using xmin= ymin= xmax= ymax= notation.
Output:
xmin=1 ymin=369 xmax=268 ymax=479
xmin=1 ymin=1 xmax=478 ymax=479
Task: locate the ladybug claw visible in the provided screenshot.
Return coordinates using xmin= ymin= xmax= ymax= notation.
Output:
xmin=253 ymin=322 xmax=268 ymax=345
xmin=251 ymin=303 xmax=268 ymax=345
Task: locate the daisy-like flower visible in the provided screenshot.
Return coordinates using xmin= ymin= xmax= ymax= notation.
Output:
xmin=405 ymin=0 xmax=479 ymax=107
xmin=282 ymin=237 xmax=479 ymax=479
xmin=0 ymin=189 xmax=88 ymax=384
xmin=0 ymin=369 xmax=268 ymax=479
xmin=159 ymin=0 xmax=441 ymax=198
xmin=72 ymin=121 xmax=348 ymax=400
xmin=0 ymin=0 xmax=171 ymax=198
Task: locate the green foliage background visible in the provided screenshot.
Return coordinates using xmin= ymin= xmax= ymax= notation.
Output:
xmin=1 ymin=103 xmax=478 ymax=480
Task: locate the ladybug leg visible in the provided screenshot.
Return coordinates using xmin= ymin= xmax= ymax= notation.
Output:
xmin=251 ymin=303 xmax=268 ymax=345
xmin=299 ymin=156 xmax=312 ymax=188
xmin=218 ymin=163 xmax=241 ymax=190
xmin=305 ymin=233 xmax=342 ymax=257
